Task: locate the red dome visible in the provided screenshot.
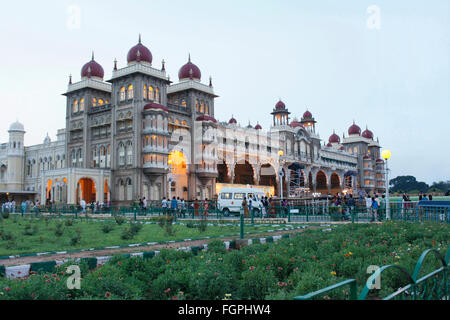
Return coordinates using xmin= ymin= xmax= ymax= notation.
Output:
xmin=178 ymin=55 xmax=201 ymax=81
xmin=326 ymin=142 xmax=332 ymax=147
xmin=196 ymin=115 xmax=216 ymax=123
xmin=339 ymin=146 xmax=345 ymax=150
xmin=127 ymin=37 xmax=153 ymax=64
xmin=144 ymin=103 xmax=168 ymax=112
xmin=254 ymin=124 xmax=262 ymax=130
xmin=376 ymin=158 xmax=384 ymax=163
xmin=328 ymin=132 xmax=340 ymax=143
xmin=229 ymin=117 xmax=237 ymax=124
xmin=363 ymin=155 xmax=371 ymax=160
xmin=303 ymin=110 xmax=312 ymax=118
xmin=362 ymin=128 xmax=374 ymax=139
xmin=348 ymin=122 xmax=361 ymax=135
xmin=81 ymin=56 xmax=104 ymax=79
xmin=290 ymin=121 xmax=304 ymax=128
xmin=275 ymin=100 xmax=286 ymax=109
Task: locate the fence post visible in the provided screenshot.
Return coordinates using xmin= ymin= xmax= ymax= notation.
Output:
xmin=288 ymin=206 xmax=291 ymax=223
xmin=240 ymin=210 xmax=244 ymax=240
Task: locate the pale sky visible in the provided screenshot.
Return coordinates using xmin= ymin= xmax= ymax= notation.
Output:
xmin=0 ymin=0 xmax=448 ymax=184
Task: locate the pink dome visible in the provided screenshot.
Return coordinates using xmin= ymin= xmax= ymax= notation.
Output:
xmin=275 ymin=100 xmax=286 ymax=109
xmin=127 ymin=36 xmax=153 ymax=64
xmin=290 ymin=121 xmax=304 ymax=128
xmin=229 ymin=116 xmax=237 ymax=124
xmin=362 ymin=127 xmax=374 ymax=139
xmin=326 ymin=142 xmax=333 ymax=147
xmin=303 ymin=110 xmax=312 ymax=119
xmin=144 ymin=103 xmax=168 ymax=112
xmin=363 ymin=155 xmax=371 ymax=160
xmin=178 ymin=55 xmax=201 ymax=81
xmin=348 ymin=122 xmax=361 ymax=135
xmin=328 ymin=132 xmax=340 ymax=143
xmin=81 ymin=55 xmax=104 ymax=79
xmin=376 ymin=158 xmax=384 ymax=163
xmin=339 ymin=146 xmax=345 ymax=150
xmin=254 ymin=124 xmax=262 ymax=130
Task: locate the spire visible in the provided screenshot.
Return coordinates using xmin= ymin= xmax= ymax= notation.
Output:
xmin=138 ymin=33 xmax=141 ymax=44
xmin=209 ymin=76 xmax=212 ymax=87
xmin=188 ymin=53 xmax=191 ymax=62
xmin=69 ymin=74 xmax=72 ymax=84
xmin=91 ymin=51 xmax=94 ymax=61
xmin=114 ymin=58 xmax=117 ymax=71
xmin=161 ymin=59 xmax=165 ymax=71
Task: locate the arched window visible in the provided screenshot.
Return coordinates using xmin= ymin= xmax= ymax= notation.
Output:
xmin=106 ymin=145 xmax=111 ymax=167
xmin=73 ymin=100 xmax=78 ymax=113
xmin=77 ymin=149 xmax=83 ymax=167
xmin=143 ymin=84 xmax=147 ymax=99
xmin=71 ymin=150 xmax=76 ymax=167
xmin=92 ymin=98 xmax=97 ymax=107
xmin=118 ymin=179 xmax=125 ymax=201
xmin=126 ymin=178 xmax=133 ymax=201
xmin=204 ymin=102 xmax=208 ymax=114
xmin=118 ymin=143 xmax=125 ymax=166
xmin=98 ymin=99 xmax=104 ymax=106
xmin=148 ymin=86 xmax=154 ymax=100
xmin=181 ymin=99 xmax=187 ymax=108
xmin=120 ymin=87 xmax=126 ymax=101
xmin=100 ymin=146 xmax=106 ymax=168
xmin=199 ymin=101 xmax=204 ymax=113
xmin=79 ymin=98 xmax=85 ymax=111
xmin=127 ymin=84 xmax=134 ymax=99
xmin=195 ymin=99 xmax=199 ymax=112
xmin=126 ymin=141 xmax=133 ymax=165
xmin=155 ymin=88 xmax=159 ymax=102
xmin=92 ymin=146 xmax=98 ymax=167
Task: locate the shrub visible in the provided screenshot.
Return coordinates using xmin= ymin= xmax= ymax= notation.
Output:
xmin=24 ymin=224 xmax=38 ymax=236
xmin=102 ymin=224 xmax=114 ymax=234
xmin=65 ymin=219 xmax=74 ymax=227
xmin=114 ymin=215 xmax=126 ymax=225
xmin=130 ymin=223 xmax=143 ymax=235
xmin=1 ymin=231 xmax=14 ymax=241
xmin=1 ymin=211 xmax=9 ymax=219
xmin=55 ymin=223 xmax=64 ymax=237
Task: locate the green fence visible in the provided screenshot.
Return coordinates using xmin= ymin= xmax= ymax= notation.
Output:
xmin=294 ymin=246 xmax=450 ymax=300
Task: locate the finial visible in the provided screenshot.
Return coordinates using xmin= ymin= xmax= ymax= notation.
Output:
xmin=92 ymin=51 xmax=94 ymax=61
xmin=209 ymin=76 xmax=212 ymax=87
xmin=188 ymin=53 xmax=191 ymax=62
xmin=161 ymin=59 xmax=165 ymax=71
xmin=69 ymin=74 xmax=72 ymax=84
xmin=138 ymin=34 xmax=141 ymax=43
xmin=114 ymin=58 xmax=117 ymax=70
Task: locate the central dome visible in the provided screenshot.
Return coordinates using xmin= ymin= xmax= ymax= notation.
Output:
xmin=127 ymin=35 xmax=153 ymax=64
xmin=348 ymin=122 xmax=361 ymax=136
xmin=178 ymin=55 xmax=201 ymax=81
xmin=275 ymin=100 xmax=286 ymax=110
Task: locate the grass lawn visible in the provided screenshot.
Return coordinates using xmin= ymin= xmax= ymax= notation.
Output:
xmin=0 ymin=216 xmax=279 ymax=256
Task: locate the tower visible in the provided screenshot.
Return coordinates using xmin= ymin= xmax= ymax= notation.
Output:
xmin=7 ymin=121 xmax=25 ymax=191
xmin=271 ymin=100 xmax=290 ymax=127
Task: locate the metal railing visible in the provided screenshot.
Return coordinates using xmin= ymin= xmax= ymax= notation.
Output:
xmin=293 ymin=246 xmax=450 ymax=300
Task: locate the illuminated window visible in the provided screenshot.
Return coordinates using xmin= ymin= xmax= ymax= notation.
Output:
xmin=120 ymin=87 xmax=125 ymax=101
xmin=148 ymin=86 xmax=154 ymax=100
xmin=199 ymin=101 xmax=204 ymax=113
xmin=73 ymin=100 xmax=78 ymax=113
xmin=181 ymin=99 xmax=187 ymax=107
xmin=155 ymin=88 xmax=159 ymax=102
xmin=143 ymin=85 xmax=147 ymax=99
xmin=127 ymin=85 xmax=134 ymax=99
xmin=93 ymin=98 xmax=97 ymax=107
xmin=79 ymin=98 xmax=85 ymax=111
xmin=98 ymin=99 xmax=104 ymax=106
xmin=365 ymin=180 xmax=370 ymax=185
xmin=204 ymin=103 xmax=208 ymax=114
xmin=195 ymin=99 xmax=199 ymax=111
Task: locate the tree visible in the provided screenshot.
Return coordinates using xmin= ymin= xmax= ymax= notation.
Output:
xmin=430 ymin=181 xmax=450 ymax=193
xmin=389 ymin=176 xmax=429 ymax=193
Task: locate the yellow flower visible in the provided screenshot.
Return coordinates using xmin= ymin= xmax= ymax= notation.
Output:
xmin=348 ymin=252 xmax=353 ymax=256
xmin=225 ymin=293 xmax=232 ymax=297
xmin=330 ymin=271 xmax=337 ymax=276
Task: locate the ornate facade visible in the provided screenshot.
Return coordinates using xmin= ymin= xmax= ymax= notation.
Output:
xmin=0 ymin=37 xmax=385 ymax=204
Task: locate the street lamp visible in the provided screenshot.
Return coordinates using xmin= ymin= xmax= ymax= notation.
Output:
xmin=278 ymin=150 xmax=284 ymax=201
xmin=381 ymin=149 xmax=391 ymax=220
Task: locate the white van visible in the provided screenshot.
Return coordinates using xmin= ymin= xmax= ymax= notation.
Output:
xmin=217 ymin=187 xmax=266 ymax=216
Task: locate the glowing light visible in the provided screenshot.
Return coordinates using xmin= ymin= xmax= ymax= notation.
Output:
xmin=381 ymin=149 xmax=391 ymax=160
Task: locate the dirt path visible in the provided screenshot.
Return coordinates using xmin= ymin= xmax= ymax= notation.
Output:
xmin=0 ymin=226 xmax=323 ymax=267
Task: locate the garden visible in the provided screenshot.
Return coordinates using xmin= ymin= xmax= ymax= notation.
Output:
xmin=0 ymin=221 xmax=448 ymax=300
xmin=0 ymin=214 xmax=279 ymax=256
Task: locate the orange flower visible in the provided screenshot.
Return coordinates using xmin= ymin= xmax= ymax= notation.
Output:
xmin=105 ymin=291 xmax=111 ymax=298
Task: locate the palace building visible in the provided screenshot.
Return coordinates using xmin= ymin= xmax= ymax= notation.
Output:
xmin=0 ymin=37 xmax=386 ymax=205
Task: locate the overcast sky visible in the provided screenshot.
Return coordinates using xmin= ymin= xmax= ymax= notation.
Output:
xmin=0 ymin=0 xmax=448 ymax=184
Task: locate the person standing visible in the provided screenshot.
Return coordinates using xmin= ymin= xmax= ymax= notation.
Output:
xmin=171 ymin=196 xmax=177 ymax=216
xmin=365 ymin=194 xmax=372 ymax=217
xmin=142 ymin=197 xmax=147 ymax=214
xmin=80 ymin=199 xmax=86 ymax=214
xmin=371 ymin=197 xmax=378 ymax=222
xmin=347 ymin=194 xmax=355 ymax=220
xmin=161 ymin=197 xmax=168 ymax=215
xmin=242 ymin=196 xmax=248 ymax=218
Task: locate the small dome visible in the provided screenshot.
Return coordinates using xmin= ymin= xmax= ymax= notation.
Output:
xmin=348 ymin=122 xmax=361 ymax=136
xmin=339 ymin=146 xmax=345 ymax=151
xmin=328 ymin=132 xmax=340 ymax=143
xmin=144 ymin=103 xmax=168 ymax=112
xmin=9 ymin=121 xmax=24 ymax=132
xmin=362 ymin=127 xmax=374 ymax=139
xmin=326 ymin=142 xmax=332 ymax=147
xmin=363 ymin=155 xmax=371 ymax=160
xmin=254 ymin=123 xmax=262 ymax=130
xmin=127 ymin=36 xmax=153 ymax=64
xmin=376 ymin=158 xmax=384 ymax=163
xmin=229 ymin=117 xmax=237 ymax=124
xmin=275 ymin=100 xmax=286 ymax=110
xmin=303 ymin=110 xmax=312 ymax=119
xmin=43 ymin=133 xmax=51 ymax=144
xmin=178 ymin=55 xmax=201 ymax=81
xmin=81 ymin=54 xmax=104 ymax=79
xmin=289 ymin=121 xmax=304 ymax=128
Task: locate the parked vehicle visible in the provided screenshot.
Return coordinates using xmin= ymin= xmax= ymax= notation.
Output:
xmin=217 ymin=187 xmax=266 ymax=216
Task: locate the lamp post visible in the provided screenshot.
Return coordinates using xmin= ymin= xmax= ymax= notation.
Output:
xmin=278 ymin=150 xmax=284 ymax=201
xmin=381 ymin=150 xmax=391 ymax=220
